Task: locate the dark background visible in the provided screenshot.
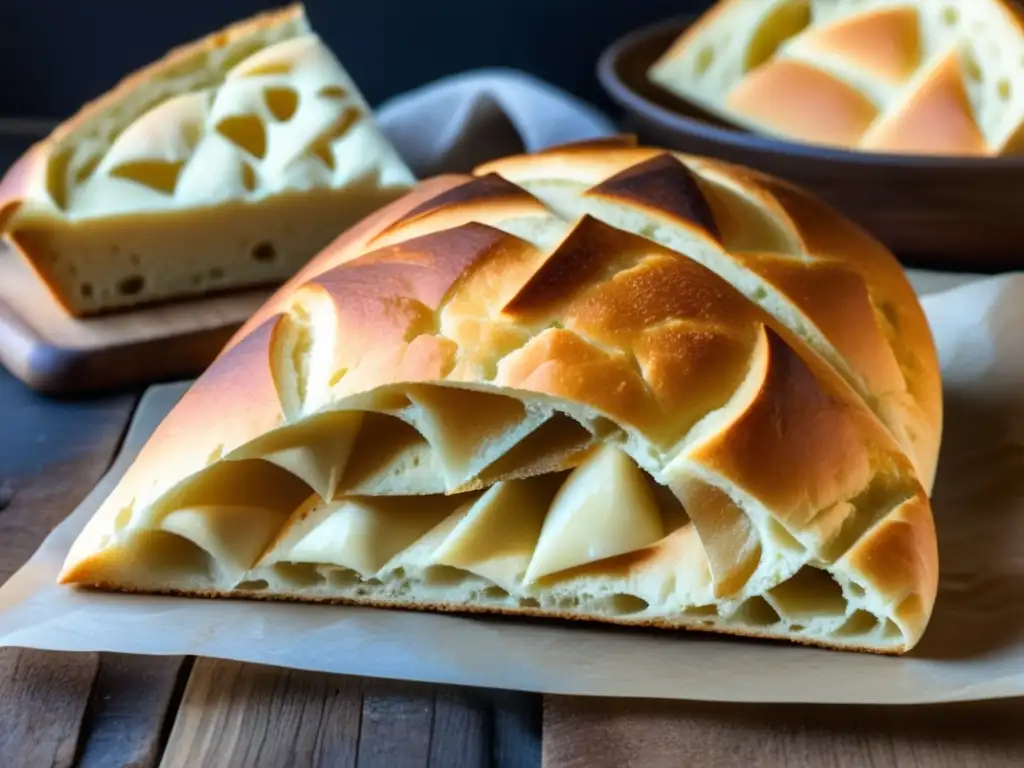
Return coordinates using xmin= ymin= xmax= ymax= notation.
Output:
xmin=0 ymin=0 xmax=712 ymax=120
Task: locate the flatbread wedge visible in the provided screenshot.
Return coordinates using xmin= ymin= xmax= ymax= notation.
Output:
xmin=59 ymin=136 xmax=942 ymax=654
xmin=0 ymin=3 xmax=414 ymax=316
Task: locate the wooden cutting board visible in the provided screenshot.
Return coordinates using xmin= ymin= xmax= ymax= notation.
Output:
xmin=0 ymin=245 xmax=274 ymax=396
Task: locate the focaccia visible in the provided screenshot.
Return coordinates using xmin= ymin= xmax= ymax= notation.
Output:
xmin=649 ymin=0 xmax=1024 ymax=155
xmin=59 ymin=136 xmax=942 ymax=654
xmin=0 ymin=3 xmax=414 ymax=316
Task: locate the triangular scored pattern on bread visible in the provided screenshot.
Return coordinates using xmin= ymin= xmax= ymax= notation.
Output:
xmin=59 ymin=136 xmax=942 ymax=654
xmin=649 ymin=0 xmax=1024 ymax=155
xmin=0 ymin=4 xmax=414 ymax=316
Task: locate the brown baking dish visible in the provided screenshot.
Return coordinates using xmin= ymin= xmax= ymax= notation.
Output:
xmin=597 ymin=17 xmax=1024 ymax=271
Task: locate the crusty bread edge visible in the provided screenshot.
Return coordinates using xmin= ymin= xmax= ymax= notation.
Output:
xmin=39 ymin=3 xmax=307 ymax=153
xmin=67 ymin=581 xmax=908 ymax=655
xmin=0 ymin=2 xmax=307 ymax=230
xmin=218 ymin=174 xmax=473 ymax=354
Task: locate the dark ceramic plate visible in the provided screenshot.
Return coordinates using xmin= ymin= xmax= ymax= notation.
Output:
xmin=597 ymin=18 xmax=1024 ymax=271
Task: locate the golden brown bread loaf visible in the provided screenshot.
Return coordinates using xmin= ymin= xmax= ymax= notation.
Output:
xmin=649 ymin=0 xmax=1024 ymax=156
xmin=58 ymin=135 xmax=942 ymax=654
xmin=0 ymin=3 xmax=414 ymax=316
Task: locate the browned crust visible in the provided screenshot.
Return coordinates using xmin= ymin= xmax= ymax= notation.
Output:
xmin=41 ymin=3 xmax=304 ymax=155
xmin=385 ymin=173 xmax=534 ymax=233
xmin=69 ymin=581 xmax=907 ymax=655
xmin=587 ymin=153 xmax=721 ymax=241
xmin=57 ymin=137 xmax=940 ymax=657
xmin=724 ymin=57 xmax=880 ymax=149
xmin=503 ymin=215 xmax=642 ymax=317
xmin=531 ymin=133 xmax=641 ymax=156
xmin=220 ymin=174 xmax=472 ymax=355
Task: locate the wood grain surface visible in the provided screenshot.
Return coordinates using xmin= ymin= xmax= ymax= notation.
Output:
xmin=0 ymin=247 xmax=272 ymax=396
xmin=0 ymin=359 xmax=1022 ymax=767
xmin=543 ymin=696 xmax=1024 ymax=768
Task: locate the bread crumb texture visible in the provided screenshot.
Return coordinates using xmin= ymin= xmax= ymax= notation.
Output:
xmin=0 ymin=4 xmax=414 ymax=316
xmin=59 ymin=135 xmax=942 ymax=655
xmin=649 ymin=0 xmax=1024 ymax=156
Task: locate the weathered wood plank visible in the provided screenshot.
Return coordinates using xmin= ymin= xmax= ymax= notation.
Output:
xmin=492 ymin=691 xmax=542 ymax=768
xmin=428 ymin=688 xmax=489 ymax=768
xmin=0 ymin=367 xmax=191 ymax=768
xmin=542 ymin=695 xmax=1024 ymax=768
xmin=0 ymin=368 xmax=139 ymax=768
xmin=161 ymin=658 xmax=543 ymax=768
xmin=77 ymin=654 xmax=191 ymax=768
xmin=0 ymin=389 xmax=136 ymax=582
xmin=0 ymin=649 xmax=98 ymax=768
xmin=357 ymin=679 xmax=435 ymax=768
xmin=161 ymin=659 xmax=364 ymax=768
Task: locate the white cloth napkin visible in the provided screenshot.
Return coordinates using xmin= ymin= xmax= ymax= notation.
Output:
xmin=374 ymin=67 xmax=619 ymax=178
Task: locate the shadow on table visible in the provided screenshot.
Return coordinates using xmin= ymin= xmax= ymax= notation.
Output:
xmin=912 ymin=389 xmax=1024 ymax=661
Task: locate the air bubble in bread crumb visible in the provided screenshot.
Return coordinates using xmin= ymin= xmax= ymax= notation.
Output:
xmin=242 ymin=164 xmax=258 ymax=193
xmin=317 ymin=85 xmax=348 ymax=99
xmin=732 ymin=596 xmax=780 ymax=626
xmin=235 ymin=579 xmax=269 ymax=591
xmin=215 ymin=114 xmax=267 ymax=159
xmin=601 ymin=594 xmax=650 ymax=615
xmin=251 ymin=242 xmax=276 ymax=262
xmin=116 ymin=275 xmax=145 ymax=296
xmin=695 ymin=46 xmax=715 ymax=76
xmin=272 ymin=562 xmax=324 ymax=588
xmin=686 ymin=604 xmax=718 ymax=616
xmin=836 ymin=610 xmax=878 ymax=636
xmin=264 ymin=86 xmax=299 ymax=121
xmin=326 ymin=568 xmax=360 ymax=588
xmin=422 ymin=566 xmax=466 ymax=586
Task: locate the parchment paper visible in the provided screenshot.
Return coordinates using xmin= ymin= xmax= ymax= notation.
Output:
xmin=0 ymin=71 xmax=1022 ymax=706
xmin=0 ymin=271 xmax=1019 ymax=705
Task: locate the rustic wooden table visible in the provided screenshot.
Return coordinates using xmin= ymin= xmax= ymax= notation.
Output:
xmin=1 ymin=366 xmax=1023 ymax=768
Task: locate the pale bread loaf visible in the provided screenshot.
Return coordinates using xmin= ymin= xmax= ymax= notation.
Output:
xmin=58 ymin=136 xmax=942 ymax=654
xmin=0 ymin=3 xmax=414 ymax=316
xmin=649 ymin=0 xmax=1024 ymax=156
